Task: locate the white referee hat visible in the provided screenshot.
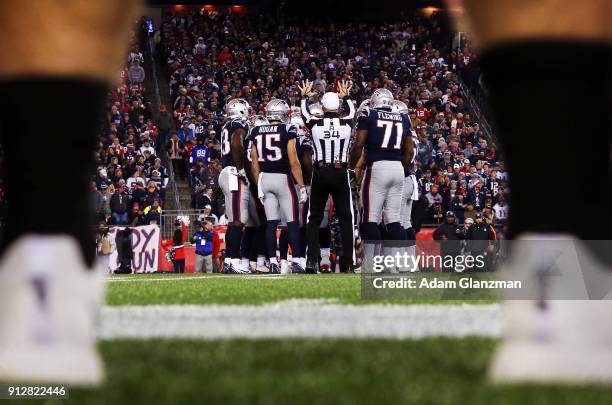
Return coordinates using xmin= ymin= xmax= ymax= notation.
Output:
xmin=321 ymin=92 xmax=340 ymax=111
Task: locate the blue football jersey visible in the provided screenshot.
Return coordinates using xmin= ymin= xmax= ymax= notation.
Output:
xmin=221 ymin=118 xmax=250 ymax=168
xmin=356 ymin=106 xmax=412 ymax=164
xmin=249 ymin=123 xmax=298 ymax=174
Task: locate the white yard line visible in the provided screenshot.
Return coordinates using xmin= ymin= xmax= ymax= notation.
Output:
xmin=99 ymin=301 xmax=501 ymax=340
xmin=106 ymin=274 xmax=356 ymax=282
xmin=106 ymin=274 xmax=286 ymax=282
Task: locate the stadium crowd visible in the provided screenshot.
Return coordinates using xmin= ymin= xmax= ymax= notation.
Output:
xmin=156 ymin=8 xmax=509 ymax=233
xmin=91 ymin=21 xmax=171 ymax=228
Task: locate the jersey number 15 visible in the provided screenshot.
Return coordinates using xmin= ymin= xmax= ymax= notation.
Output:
xmin=254 ymin=133 xmax=282 ymax=162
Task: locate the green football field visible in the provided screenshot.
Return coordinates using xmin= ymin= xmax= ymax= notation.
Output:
xmin=36 ymin=273 xmax=612 ymax=404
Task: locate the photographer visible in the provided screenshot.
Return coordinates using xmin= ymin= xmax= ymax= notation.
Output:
xmin=115 ymin=227 xmax=133 ymax=274
xmin=95 ymin=221 xmax=116 ymax=274
xmin=191 ymin=220 xmax=214 ymax=274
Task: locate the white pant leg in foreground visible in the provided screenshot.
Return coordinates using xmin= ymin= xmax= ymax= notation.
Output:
xmin=0 ymin=235 xmax=104 ymax=385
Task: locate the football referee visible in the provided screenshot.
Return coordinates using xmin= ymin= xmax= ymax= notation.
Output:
xmin=298 ymin=79 xmax=356 ymax=273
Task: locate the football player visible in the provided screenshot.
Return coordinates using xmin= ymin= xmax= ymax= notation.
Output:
xmin=218 ymin=98 xmax=256 ymax=274
xmin=392 ymin=100 xmax=420 ymax=272
xmin=349 ymin=89 xmax=413 ymax=272
xmin=250 ymin=99 xmax=308 ymax=274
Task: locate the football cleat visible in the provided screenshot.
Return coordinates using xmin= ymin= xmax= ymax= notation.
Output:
xmin=305 ymin=260 xmax=319 ymax=274
xmin=222 ymin=264 xmax=251 ymax=274
xmin=319 ymin=263 xmax=331 ymax=273
xmin=291 ymin=262 xmax=306 ymax=274
xmin=0 ymin=235 xmax=104 ymax=385
xmin=221 ymin=262 xmax=232 ymax=274
xmin=490 ymin=234 xmax=612 ymax=383
xmin=233 ymin=264 xmax=252 ymax=274
xmin=269 ymin=263 xmax=281 ymax=274
xmin=280 ymin=260 xmax=289 ymax=274
xmin=255 ymin=263 xmax=270 ymax=274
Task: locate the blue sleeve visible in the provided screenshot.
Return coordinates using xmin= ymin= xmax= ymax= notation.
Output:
xmin=356 ymin=107 xmax=370 ymax=131
xmin=301 ymin=137 xmax=313 ymax=153
xmin=403 ymin=115 xmax=412 ymax=138
xmin=285 ymin=124 xmax=298 ymax=140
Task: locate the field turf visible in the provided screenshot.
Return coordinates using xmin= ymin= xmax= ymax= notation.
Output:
xmin=105 ymin=273 xmax=498 ymax=305
xmin=20 ymin=339 xmax=612 ymax=405
xmin=15 ymin=273 xmax=609 ymax=404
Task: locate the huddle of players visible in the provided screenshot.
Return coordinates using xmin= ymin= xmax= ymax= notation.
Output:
xmin=218 ymin=87 xmax=418 ymax=274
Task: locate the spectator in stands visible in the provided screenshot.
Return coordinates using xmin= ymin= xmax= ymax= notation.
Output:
xmin=143 ymin=200 xmax=161 ymax=225
xmin=128 ymin=203 xmax=146 ymax=227
xmin=196 ymin=186 xmax=214 ymax=210
xmin=167 ymin=131 xmax=185 ymax=180
xmin=144 ymin=181 xmax=160 ymax=206
xmin=100 ymin=183 xmax=114 ymax=215
xmin=464 ymin=201 xmax=477 ymax=224
xmin=466 ymin=181 xmax=486 ymax=210
xmin=493 ymin=195 xmax=509 ymax=226
xmin=139 ymin=138 xmax=156 ymax=156
xmin=90 ymin=181 xmax=104 ymax=220
xmin=126 ymin=170 xmax=145 ymax=192
xmin=110 ymin=181 xmax=129 ymax=225
xmin=200 ymin=205 xmax=218 ymax=226
xmin=131 ymin=181 xmax=146 ymax=207
xmin=96 ymin=222 xmax=116 ymax=274
xmin=199 ymin=160 xmax=220 ymax=190
xmin=128 ymin=60 xmax=145 ymax=84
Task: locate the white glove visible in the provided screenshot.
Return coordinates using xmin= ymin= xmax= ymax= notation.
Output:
xmin=299 ymin=186 xmax=308 ymax=204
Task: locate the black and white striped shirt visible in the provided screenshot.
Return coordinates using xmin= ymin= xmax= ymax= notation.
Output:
xmin=301 ymin=98 xmax=354 ymax=165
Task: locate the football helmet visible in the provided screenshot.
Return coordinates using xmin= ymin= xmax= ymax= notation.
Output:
xmin=370 ymin=88 xmax=394 ymax=110
xmin=225 ymin=98 xmax=251 ymax=120
xmin=265 ymin=99 xmax=290 ymax=123
xmin=290 ymin=114 xmax=305 ymax=128
xmin=252 ymin=115 xmax=269 ymax=126
xmin=308 ymin=102 xmax=324 ymax=118
xmin=391 ymin=100 xmax=408 ymax=114
xmin=356 ymin=99 xmax=370 ymax=122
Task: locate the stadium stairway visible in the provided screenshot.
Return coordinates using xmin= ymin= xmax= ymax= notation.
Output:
xmin=144 ymin=37 xmax=188 ymax=211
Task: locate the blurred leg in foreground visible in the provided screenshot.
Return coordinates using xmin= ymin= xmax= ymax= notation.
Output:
xmin=455 ymin=0 xmax=612 ymax=383
xmin=0 ymin=0 xmax=142 ymax=384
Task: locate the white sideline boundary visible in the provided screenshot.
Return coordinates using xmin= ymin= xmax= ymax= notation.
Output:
xmin=106 ymin=274 xmax=356 ymax=283
xmin=106 ymin=275 xmax=286 ymax=283
xmin=98 ymin=301 xmax=501 ymax=339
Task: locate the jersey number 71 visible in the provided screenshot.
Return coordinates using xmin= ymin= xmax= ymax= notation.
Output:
xmin=377 ymin=120 xmax=403 ymax=149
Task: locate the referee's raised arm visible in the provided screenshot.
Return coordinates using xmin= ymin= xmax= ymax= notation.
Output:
xmin=298 ymin=79 xmax=318 ymax=128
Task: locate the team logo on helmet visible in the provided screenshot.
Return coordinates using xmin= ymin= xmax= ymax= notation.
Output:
xmin=308 ymin=102 xmax=324 ymax=118
xmin=225 ymin=98 xmax=251 ymax=120
xmin=391 ymin=100 xmax=408 ymax=114
xmin=370 ymin=88 xmax=394 ymax=110
xmin=265 ymin=99 xmax=290 ymax=123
